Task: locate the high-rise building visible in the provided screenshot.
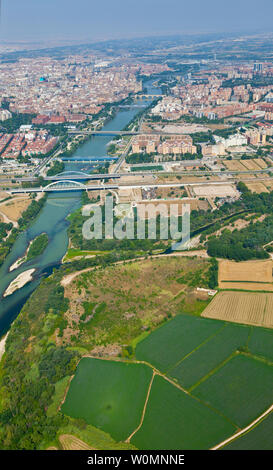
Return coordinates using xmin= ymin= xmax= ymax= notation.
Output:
xmin=254 ymin=63 xmax=263 ymax=73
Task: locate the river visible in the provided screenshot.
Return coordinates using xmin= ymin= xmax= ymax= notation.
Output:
xmin=0 ymin=80 xmax=161 ymax=337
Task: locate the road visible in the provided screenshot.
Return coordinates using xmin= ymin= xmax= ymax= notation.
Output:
xmin=113 ymin=137 xmax=133 ymax=173
xmin=8 ymin=175 xmax=272 ymax=194
xmin=211 ymin=404 xmax=273 ymax=450
xmin=2 ymin=164 xmax=273 ymax=185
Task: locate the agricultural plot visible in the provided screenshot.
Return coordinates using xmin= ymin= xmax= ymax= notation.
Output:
xmin=61 ymin=314 xmax=273 ymax=450
xmin=59 ymin=434 xmax=93 ymax=450
xmin=192 ymin=184 xmax=238 ymax=198
xmin=253 ymin=158 xmax=268 ymax=169
xmin=131 ymin=375 xmax=235 ymax=450
xmin=135 ymin=314 xmax=223 ymax=372
xmin=202 ymin=291 xmax=273 ymax=328
xmin=224 ymin=160 xmax=246 ymax=172
xmin=240 ymin=160 xmax=261 ymax=171
xmin=168 ymin=324 xmax=250 ymax=389
xmin=264 ymin=179 xmax=273 ymax=191
xmin=0 ymin=196 xmax=31 ymax=223
xmin=61 ymin=358 xmax=153 ymax=441
xmin=223 ymin=412 xmax=273 ymax=450
xmin=193 ymin=354 xmax=273 ymax=428
xmin=218 ymin=259 xmax=273 ymax=292
xmin=245 ymin=182 xmax=269 ymax=194
xmin=248 ymin=327 xmax=273 ymax=362
xmin=218 ymin=259 xmax=273 ymax=285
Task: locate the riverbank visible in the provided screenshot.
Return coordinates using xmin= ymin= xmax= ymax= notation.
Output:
xmin=3 ymin=269 xmax=36 ymax=298
xmin=9 ymin=238 xmax=35 ymax=272
xmin=0 ymin=79 xmax=161 ymax=337
xmin=0 ymin=332 xmax=9 ymax=362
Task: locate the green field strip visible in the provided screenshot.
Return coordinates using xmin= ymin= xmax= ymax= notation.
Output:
xmin=61 ymin=357 xmax=153 ymax=442
xmin=248 ymin=327 xmax=273 ymax=362
xmin=132 ymin=361 xmax=240 ymax=436
xmin=221 ymin=280 xmax=273 ymax=284
xmin=126 ymin=372 xmax=156 ymax=443
xmin=219 ymin=288 xmax=273 ymax=294
xmin=135 ymin=314 xmax=224 ymax=372
xmin=193 ymin=354 xmax=273 ymax=429
xmin=187 ymin=389 xmax=240 ymax=431
xmin=240 ymin=351 xmax=273 ymax=367
xmin=169 ymin=325 xmax=250 ymax=390
xmin=246 ymin=326 xmax=253 ymax=349
xmin=221 ymin=411 xmax=273 ymax=450
xmin=131 ymin=375 xmax=236 ymax=450
xmin=189 ymin=352 xmax=237 ymax=393
xmin=166 ymin=323 xmax=228 ymax=376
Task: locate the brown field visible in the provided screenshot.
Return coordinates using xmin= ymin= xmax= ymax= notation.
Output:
xmin=192 ymin=184 xmax=238 ymax=198
xmin=0 ymin=196 xmax=31 ymax=222
xmin=118 ymin=187 xmax=142 ymax=203
xmin=245 ymin=182 xmax=269 ymax=194
xmin=0 ymin=191 xmax=10 ymax=200
xmin=219 ymin=259 xmax=273 ymax=285
xmin=224 ymin=160 xmax=247 ymax=172
xmin=240 ymin=160 xmax=261 ymax=171
xmin=239 ymin=174 xmax=256 ymax=180
xmin=59 ymin=434 xmax=94 ymax=450
xmin=253 ymin=158 xmax=268 ymax=169
xmin=264 ymin=179 xmax=273 ymax=191
xmin=217 ymin=282 xmax=273 ymax=291
xmin=137 ymin=198 xmax=207 ymax=219
xmin=202 ymin=291 xmax=273 ymax=328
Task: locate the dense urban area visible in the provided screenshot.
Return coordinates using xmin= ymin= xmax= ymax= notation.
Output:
xmin=0 ymin=32 xmax=272 ymax=452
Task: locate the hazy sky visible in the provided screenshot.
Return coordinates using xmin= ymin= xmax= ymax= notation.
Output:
xmin=1 ymin=0 xmax=273 ymax=43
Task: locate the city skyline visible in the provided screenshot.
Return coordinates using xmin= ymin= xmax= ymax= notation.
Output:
xmin=1 ymin=0 xmax=273 ymax=43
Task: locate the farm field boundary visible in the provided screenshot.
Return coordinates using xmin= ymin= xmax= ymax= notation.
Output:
xmin=60 ymin=314 xmax=273 ymax=450
xmin=202 ymin=291 xmax=273 ymax=328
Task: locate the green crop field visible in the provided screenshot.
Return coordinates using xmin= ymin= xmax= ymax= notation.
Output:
xmin=168 ymin=324 xmax=250 ymax=389
xmin=248 ymin=327 xmax=273 ymax=362
xmin=132 ymin=375 xmax=235 ymax=450
xmin=61 ymin=314 xmax=273 ymax=450
xmin=223 ymin=412 xmax=273 ymax=450
xmin=135 ymin=314 xmax=223 ymax=371
xmin=61 ymin=358 xmax=153 ymax=441
xmin=193 ymin=354 xmax=273 ymax=428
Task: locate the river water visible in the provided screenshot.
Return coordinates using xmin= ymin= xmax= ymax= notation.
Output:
xmin=0 ymin=80 xmax=161 ymax=336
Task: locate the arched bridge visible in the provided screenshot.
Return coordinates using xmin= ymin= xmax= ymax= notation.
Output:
xmin=45 ymin=170 xmax=121 ymax=181
xmin=43 ymin=180 xmax=87 ymax=191
xmin=54 ymin=170 xmax=93 ymax=178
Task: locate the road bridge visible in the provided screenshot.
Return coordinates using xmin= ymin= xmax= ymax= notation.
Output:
xmin=67 ymin=130 xmax=139 ymax=136
xmin=134 ymin=94 xmax=162 ymax=100
xmin=44 ymin=171 xmax=121 ymax=181
xmin=57 ymin=156 xmax=117 ymax=163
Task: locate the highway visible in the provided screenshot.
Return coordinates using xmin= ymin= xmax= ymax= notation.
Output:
xmin=8 ymin=174 xmax=273 ymax=194
xmin=2 ymin=163 xmax=273 ymax=184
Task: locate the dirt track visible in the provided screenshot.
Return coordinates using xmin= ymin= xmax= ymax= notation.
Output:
xmin=61 ymin=250 xmax=209 ymax=287
xmin=212 ymin=404 xmax=273 ymax=450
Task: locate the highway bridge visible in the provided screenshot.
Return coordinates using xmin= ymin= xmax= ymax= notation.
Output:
xmin=44 ymin=171 xmax=121 ymax=181
xmin=58 ymin=156 xmax=117 ymax=163
xmin=134 ymin=94 xmax=162 ymax=100
xmin=67 ymin=129 xmax=139 ymax=136
xmin=8 ymin=177 xmax=266 ymax=195
xmin=10 ymin=181 xmax=119 ymax=194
